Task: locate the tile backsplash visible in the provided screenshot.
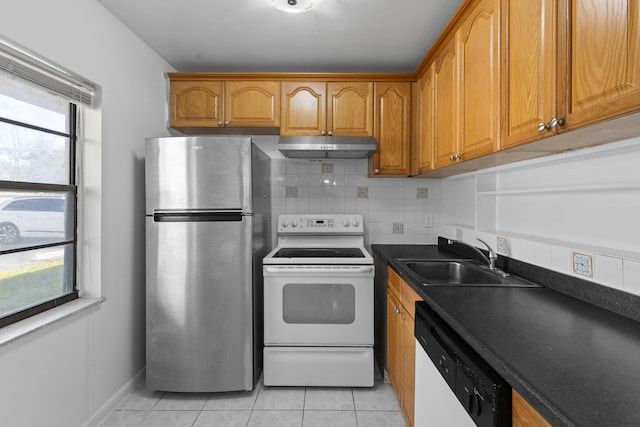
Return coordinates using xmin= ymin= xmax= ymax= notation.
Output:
xmin=256 ymin=136 xmax=640 ymax=298
xmin=269 ymin=158 xmax=440 ymax=247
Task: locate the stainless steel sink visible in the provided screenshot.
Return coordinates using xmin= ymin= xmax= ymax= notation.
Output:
xmin=395 ymin=259 xmax=540 ymax=287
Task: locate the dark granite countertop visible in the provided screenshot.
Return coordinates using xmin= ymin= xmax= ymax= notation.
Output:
xmin=372 ymin=243 xmax=640 ymax=427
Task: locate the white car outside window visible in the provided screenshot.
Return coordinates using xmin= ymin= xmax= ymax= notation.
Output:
xmin=0 ymin=196 xmax=66 ymax=244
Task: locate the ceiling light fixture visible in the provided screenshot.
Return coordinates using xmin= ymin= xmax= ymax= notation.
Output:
xmin=269 ymin=0 xmax=327 ymax=14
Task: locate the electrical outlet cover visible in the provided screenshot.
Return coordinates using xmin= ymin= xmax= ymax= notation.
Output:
xmin=496 ymin=236 xmax=508 ymax=255
xmin=417 ymin=188 xmax=429 ymax=199
xmin=572 ymin=252 xmax=593 ymax=277
xmin=456 ymin=228 xmax=463 ymax=240
xmin=321 ymin=162 xmax=334 ymax=174
xmin=357 ymin=186 xmax=368 ymax=198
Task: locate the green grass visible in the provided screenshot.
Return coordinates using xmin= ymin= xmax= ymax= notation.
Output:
xmin=0 ymin=261 xmax=65 ymax=317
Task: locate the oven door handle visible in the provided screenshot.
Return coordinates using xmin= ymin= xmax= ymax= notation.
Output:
xmin=263 ymin=265 xmax=375 ymax=275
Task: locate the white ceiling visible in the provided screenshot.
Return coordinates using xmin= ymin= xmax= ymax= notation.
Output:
xmin=97 ymin=0 xmax=464 ymax=73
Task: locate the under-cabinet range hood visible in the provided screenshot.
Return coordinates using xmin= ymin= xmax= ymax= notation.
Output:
xmin=278 ymin=136 xmax=377 ymax=159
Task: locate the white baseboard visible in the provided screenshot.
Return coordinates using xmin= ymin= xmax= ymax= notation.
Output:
xmin=81 ymin=368 xmax=146 ymax=427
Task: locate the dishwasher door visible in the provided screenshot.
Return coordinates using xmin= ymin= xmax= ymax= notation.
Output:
xmin=414 ymin=338 xmax=475 ymax=427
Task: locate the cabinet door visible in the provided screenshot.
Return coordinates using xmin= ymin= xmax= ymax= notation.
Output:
xmin=413 ymin=66 xmax=434 ymax=175
xmin=224 ymin=81 xmax=280 ymax=127
xmin=386 ymin=289 xmax=402 ymax=398
xmin=280 ymin=82 xmax=326 ymax=136
xmin=401 ymin=310 xmax=416 ymax=427
xmin=512 ymin=390 xmax=552 ymax=427
xmin=433 ymin=37 xmax=460 ymax=169
xmin=501 ymin=0 xmax=557 ymax=149
xmin=560 ymin=0 xmax=640 ymax=130
xmin=370 ymin=82 xmax=411 ymax=176
xmin=328 ymin=82 xmax=374 ymax=136
xmin=170 ymin=80 xmax=223 ymax=128
xmin=459 ymin=0 xmax=500 ymax=160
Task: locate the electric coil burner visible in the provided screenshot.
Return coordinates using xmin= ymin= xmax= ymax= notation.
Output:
xmin=262 ymin=214 xmax=375 ymax=387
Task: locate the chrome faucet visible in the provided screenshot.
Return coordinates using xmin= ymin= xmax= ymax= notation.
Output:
xmin=475 ymin=238 xmax=497 ymax=271
xmin=447 ymin=238 xmax=498 ymax=271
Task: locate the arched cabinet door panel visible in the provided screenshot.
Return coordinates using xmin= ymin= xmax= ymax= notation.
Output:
xmin=280 ymin=82 xmax=327 ymax=136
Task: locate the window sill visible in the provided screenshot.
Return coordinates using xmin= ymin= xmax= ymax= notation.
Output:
xmin=0 ymin=297 xmax=105 ymax=347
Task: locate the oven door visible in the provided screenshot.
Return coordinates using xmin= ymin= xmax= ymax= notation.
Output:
xmin=263 ymin=265 xmax=374 ymax=346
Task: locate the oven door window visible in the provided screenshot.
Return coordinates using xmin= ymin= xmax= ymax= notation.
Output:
xmin=282 ymin=283 xmax=355 ymax=324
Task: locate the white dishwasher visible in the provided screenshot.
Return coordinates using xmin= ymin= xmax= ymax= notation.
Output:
xmin=414 ymin=302 xmax=511 ymax=427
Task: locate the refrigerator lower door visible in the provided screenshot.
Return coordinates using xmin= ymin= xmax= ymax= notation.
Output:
xmin=146 ymin=214 xmax=254 ymax=392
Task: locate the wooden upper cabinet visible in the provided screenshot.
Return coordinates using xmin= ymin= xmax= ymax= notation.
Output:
xmin=328 ymin=82 xmax=374 ymax=136
xmin=433 ymin=37 xmax=460 ymax=169
xmin=503 ymin=0 xmax=640 ymax=148
xmin=501 ymin=0 xmax=558 ymax=149
xmin=413 ymin=65 xmax=435 ymax=176
xmin=458 ymin=0 xmax=500 ymax=160
xmin=280 ymin=82 xmax=327 ymax=136
xmin=171 ymin=80 xmax=223 ymax=128
xmin=224 ymin=81 xmax=280 ymax=127
xmin=281 ymin=81 xmax=373 ymax=136
xmin=561 ymin=0 xmax=640 ymax=130
xmin=170 ymin=80 xmax=280 ymax=129
xmin=370 ymin=82 xmax=412 ymax=176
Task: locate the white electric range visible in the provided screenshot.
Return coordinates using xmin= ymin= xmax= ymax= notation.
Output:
xmin=262 ymin=214 xmax=375 ymax=387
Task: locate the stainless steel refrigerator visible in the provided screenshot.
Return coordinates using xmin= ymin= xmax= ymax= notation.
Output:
xmin=145 ymin=136 xmax=270 ymax=392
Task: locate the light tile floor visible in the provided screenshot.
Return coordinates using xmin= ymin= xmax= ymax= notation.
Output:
xmin=100 ymin=378 xmax=407 ymax=427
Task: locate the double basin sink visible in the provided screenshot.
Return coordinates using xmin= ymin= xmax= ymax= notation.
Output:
xmin=395 ymin=258 xmax=540 ymax=287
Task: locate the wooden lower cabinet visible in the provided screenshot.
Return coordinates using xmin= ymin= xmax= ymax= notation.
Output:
xmin=512 ymin=390 xmax=552 ymax=427
xmin=386 ymin=267 xmax=422 ymax=427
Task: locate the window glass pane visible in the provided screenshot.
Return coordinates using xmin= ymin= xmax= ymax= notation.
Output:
xmin=0 ymin=57 xmax=77 ymax=326
xmin=0 ymin=76 xmax=68 ymax=133
xmin=0 ymin=191 xmax=73 ymax=248
xmin=0 ymin=121 xmax=70 ymax=184
xmin=0 ymin=244 xmax=74 ymax=318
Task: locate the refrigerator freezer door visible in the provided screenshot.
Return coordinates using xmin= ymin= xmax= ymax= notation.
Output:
xmin=146 ymin=215 xmax=254 ymax=392
xmin=145 ymin=136 xmax=253 ymax=214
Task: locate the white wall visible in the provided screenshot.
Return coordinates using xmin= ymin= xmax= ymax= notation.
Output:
xmin=0 ymin=1 xmax=173 ymax=426
xmin=437 ymin=137 xmax=640 ymax=297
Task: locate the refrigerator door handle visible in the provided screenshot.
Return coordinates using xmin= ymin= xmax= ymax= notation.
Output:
xmin=153 ymin=210 xmax=244 ymax=222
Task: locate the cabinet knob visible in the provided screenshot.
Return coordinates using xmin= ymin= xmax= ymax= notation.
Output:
xmin=328 ymin=131 xmax=333 ymax=136
xmin=449 ymin=155 xmax=456 ymax=161
xmin=450 ymin=154 xmax=462 ymax=161
xmin=542 ymin=118 xmax=565 ymax=131
xmin=374 ymin=168 xmax=380 ymax=174
xmin=537 ymin=122 xmax=546 ymax=132
xmin=218 ymin=121 xmax=224 ymax=126
xmin=321 ymin=130 xmax=326 ymax=136
xmin=224 ymin=120 xmax=230 ymax=126
xmin=415 ymin=168 xmax=421 ymax=174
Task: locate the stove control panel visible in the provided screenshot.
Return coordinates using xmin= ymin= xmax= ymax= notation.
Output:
xmin=278 ymin=214 xmax=364 ymax=234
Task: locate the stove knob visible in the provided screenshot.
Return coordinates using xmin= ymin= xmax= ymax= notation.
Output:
xmin=352 ymin=218 xmax=360 ymax=227
xmin=281 ymin=219 xmax=289 ymax=228
xmin=291 ymin=221 xmax=298 ymax=227
xmin=343 ymin=219 xmax=351 ymax=227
